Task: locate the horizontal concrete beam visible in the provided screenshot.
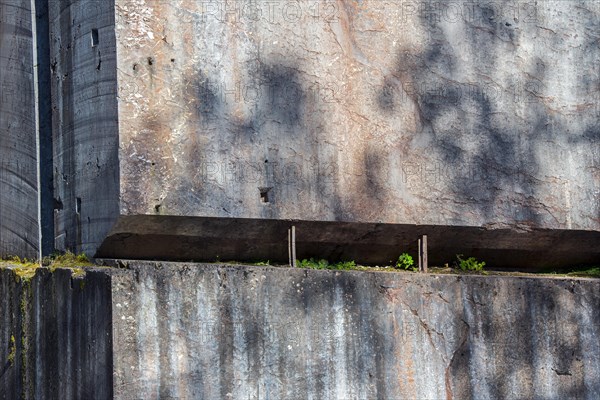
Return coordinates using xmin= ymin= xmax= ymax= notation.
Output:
xmin=97 ymin=216 xmax=600 ymax=268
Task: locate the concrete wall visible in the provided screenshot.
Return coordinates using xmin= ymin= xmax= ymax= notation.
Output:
xmin=49 ymin=0 xmax=119 ymax=256
xmin=111 ymin=263 xmax=600 ymax=400
xmin=0 ymin=268 xmax=113 ymax=399
xmin=2 ymin=263 xmax=598 ymax=399
xmin=115 ymin=0 xmax=600 ymax=229
xmin=2 ymin=1 xmax=599 ymax=264
xmin=102 ymin=0 xmax=599 ymax=265
xmin=0 ymin=0 xmax=38 ymax=258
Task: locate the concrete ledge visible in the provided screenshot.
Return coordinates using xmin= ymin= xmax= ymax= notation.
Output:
xmin=96 ymin=216 xmax=600 ymax=269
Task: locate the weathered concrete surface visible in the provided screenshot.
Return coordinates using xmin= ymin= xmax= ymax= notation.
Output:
xmin=1 ymin=262 xmax=599 ymax=399
xmin=109 ymin=262 xmax=600 ymax=400
xmin=3 ymin=1 xmax=600 ymax=264
xmin=114 ymin=0 xmax=600 ymax=226
xmin=49 ymin=0 xmax=120 ymax=256
xmin=0 ymin=267 xmax=113 ymax=399
xmin=0 ymin=0 xmax=38 ymax=258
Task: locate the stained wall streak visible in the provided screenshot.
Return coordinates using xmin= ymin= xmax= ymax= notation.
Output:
xmin=0 ymin=268 xmax=113 ymax=399
xmin=0 ymin=0 xmax=38 ymax=258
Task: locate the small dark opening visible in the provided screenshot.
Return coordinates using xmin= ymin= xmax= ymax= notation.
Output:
xmin=91 ymin=29 xmax=99 ymax=47
xmin=75 ymin=198 xmax=82 ymax=215
xmin=154 ymin=204 xmax=161 ymax=213
xmin=54 ymin=197 xmax=63 ymax=211
xmin=148 ymin=57 xmax=154 ymax=66
xmin=171 ymin=58 xmax=175 ymax=63
xmin=259 ymin=187 xmax=272 ymax=203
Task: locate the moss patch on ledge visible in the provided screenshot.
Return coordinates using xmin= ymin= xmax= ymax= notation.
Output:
xmin=1 ymin=252 xmax=96 ymax=282
xmin=0 ymin=256 xmax=40 ymax=282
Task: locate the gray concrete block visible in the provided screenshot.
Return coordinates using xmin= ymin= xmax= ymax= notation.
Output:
xmin=0 ymin=267 xmax=113 ymax=399
xmin=49 ymin=0 xmax=120 ymax=257
xmin=1 ymin=263 xmax=599 ymax=399
xmin=110 ymin=263 xmax=600 ymax=399
xmin=0 ymin=0 xmax=39 ymax=259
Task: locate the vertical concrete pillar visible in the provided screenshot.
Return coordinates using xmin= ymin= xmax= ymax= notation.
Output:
xmin=0 ymin=0 xmax=38 ymax=258
xmin=49 ymin=0 xmax=119 ymax=256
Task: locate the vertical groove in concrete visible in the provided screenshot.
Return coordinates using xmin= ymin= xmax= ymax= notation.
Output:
xmin=0 ymin=0 xmax=39 ymax=258
xmin=32 ymin=0 xmax=53 ymax=257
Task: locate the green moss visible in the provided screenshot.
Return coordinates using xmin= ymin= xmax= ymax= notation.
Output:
xmin=1 ymin=251 xmax=95 ymax=282
xmin=7 ymin=335 xmax=16 ymax=365
xmin=565 ymin=267 xmax=600 ymax=278
xmin=0 ymin=256 xmax=40 ymax=282
xmin=19 ymin=281 xmax=31 ymax=400
xmin=43 ymin=251 xmax=94 ymax=271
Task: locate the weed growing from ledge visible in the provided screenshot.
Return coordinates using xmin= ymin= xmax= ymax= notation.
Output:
xmin=567 ymin=267 xmax=600 ymax=278
xmin=396 ymin=253 xmax=417 ymax=272
xmin=456 ymin=255 xmax=486 ymax=272
xmin=43 ymin=251 xmax=93 ymax=277
xmin=297 ymin=258 xmax=357 ymax=271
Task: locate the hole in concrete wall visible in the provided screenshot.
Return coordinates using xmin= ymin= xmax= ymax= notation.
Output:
xmin=147 ymin=57 xmax=154 ymax=66
xmin=133 ymin=63 xmax=138 ymax=71
xmin=76 ymin=198 xmax=82 ymax=215
xmin=54 ymin=197 xmax=63 ymax=211
xmin=259 ymin=187 xmax=272 ymax=203
xmin=155 ymin=204 xmax=162 ymax=213
xmin=91 ymin=29 xmax=99 ymax=47
xmin=171 ymin=58 xmax=175 ymax=63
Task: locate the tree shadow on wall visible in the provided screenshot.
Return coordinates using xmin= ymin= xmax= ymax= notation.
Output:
xmin=375 ymin=1 xmax=599 ymax=229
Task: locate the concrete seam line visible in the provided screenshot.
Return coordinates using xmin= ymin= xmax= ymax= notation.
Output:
xmin=30 ymin=0 xmax=42 ymax=263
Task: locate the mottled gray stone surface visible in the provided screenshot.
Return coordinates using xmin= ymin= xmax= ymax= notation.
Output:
xmin=115 ymin=0 xmax=600 ymax=229
xmin=110 ymin=0 xmax=599 ymax=264
xmin=2 ymin=1 xmax=599 ymax=264
xmin=110 ymin=262 xmax=600 ymax=400
xmin=0 ymin=0 xmax=38 ymax=258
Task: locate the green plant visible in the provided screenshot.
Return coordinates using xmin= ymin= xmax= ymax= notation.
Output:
xmin=566 ymin=266 xmax=600 ymax=278
xmin=297 ymin=258 xmax=331 ymax=270
xmin=456 ymin=254 xmax=486 ymax=272
xmin=396 ymin=253 xmax=417 ymax=271
xmin=253 ymin=260 xmax=271 ymax=266
xmin=296 ymin=258 xmax=357 ymax=271
xmin=331 ymin=260 xmax=356 ymax=270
